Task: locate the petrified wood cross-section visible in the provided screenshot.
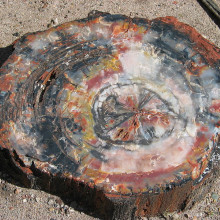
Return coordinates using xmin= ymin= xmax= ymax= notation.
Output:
xmin=0 ymin=11 xmax=219 ymax=219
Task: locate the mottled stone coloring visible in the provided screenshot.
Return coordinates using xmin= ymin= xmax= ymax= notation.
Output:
xmin=0 ymin=11 xmax=219 ymax=219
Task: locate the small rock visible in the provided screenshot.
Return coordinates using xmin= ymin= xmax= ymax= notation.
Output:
xmin=23 ymin=199 xmax=27 ymax=203
xmin=2 ymin=185 xmax=8 ymax=191
xmin=184 ymin=213 xmax=189 ymax=218
xmin=41 ymin=1 xmax=48 ymax=8
xmin=53 ymin=203 xmax=59 ymax=208
xmin=30 ymin=194 xmax=35 ymax=198
xmin=55 ymin=198 xmax=63 ymax=206
xmin=53 ymin=18 xmax=58 ymax=25
xmin=204 ymin=211 xmax=209 ymax=217
xmin=196 ymin=212 xmax=203 ymax=217
xmin=49 ymin=207 xmax=54 ymax=212
xmin=48 ymin=198 xmax=54 ymax=206
xmin=59 ymin=207 xmax=64 ymax=214
xmin=35 ymin=197 xmax=40 ymax=203
xmin=211 ymin=192 xmax=219 ymax=202
xmin=12 ymin=32 xmax=20 ymax=37
xmin=14 ymin=188 xmax=21 ymax=194
xmin=64 ymin=205 xmax=69 ymax=209
xmin=47 ymin=18 xmax=58 ymax=28
xmin=172 ymin=213 xmax=179 ymax=220
xmin=193 ymin=216 xmax=197 ymax=220
xmin=65 ymin=208 xmax=70 ymax=215
xmin=69 ymin=207 xmax=75 ymax=213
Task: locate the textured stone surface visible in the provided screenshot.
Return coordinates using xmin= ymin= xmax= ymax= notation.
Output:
xmin=0 ymin=11 xmax=219 ymax=219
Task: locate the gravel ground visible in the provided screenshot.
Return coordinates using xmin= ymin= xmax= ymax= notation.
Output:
xmin=0 ymin=170 xmax=219 ymax=220
xmin=0 ymin=0 xmax=220 ymax=219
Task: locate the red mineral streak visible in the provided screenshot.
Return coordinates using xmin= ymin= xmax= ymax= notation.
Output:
xmin=141 ymin=111 xmax=170 ymax=126
xmin=89 ymin=159 xmax=102 ymax=170
xmin=210 ymin=100 xmax=220 ymax=113
xmin=0 ymin=75 xmax=13 ymax=91
xmin=64 ymin=83 xmax=75 ymax=91
xmin=86 ymin=68 xmax=120 ymax=90
xmin=107 ymin=166 xmax=181 ymax=187
xmin=188 ymin=64 xmax=208 ymax=76
xmin=134 ymin=34 xmax=143 ymax=42
xmin=157 ymin=16 xmax=220 ymax=65
xmin=116 ymin=44 xmax=129 ymax=54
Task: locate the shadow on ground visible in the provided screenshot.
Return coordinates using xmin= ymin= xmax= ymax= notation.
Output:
xmin=0 ymin=45 xmax=14 ymax=68
xmin=0 ymin=149 xmax=108 ymax=220
xmin=197 ymin=0 xmax=220 ymax=28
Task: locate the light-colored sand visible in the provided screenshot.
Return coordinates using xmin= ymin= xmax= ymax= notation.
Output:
xmin=0 ymin=0 xmax=219 ymax=219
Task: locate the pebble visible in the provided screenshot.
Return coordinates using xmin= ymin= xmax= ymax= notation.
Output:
xmin=47 ymin=18 xmax=58 ymax=28
xmin=30 ymin=194 xmax=35 ymax=198
xmin=64 ymin=205 xmax=69 ymax=209
xmin=35 ymin=197 xmax=40 ymax=203
xmin=53 ymin=203 xmax=59 ymax=208
xmin=69 ymin=207 xmax=75 ymax=213
xmin=53 ymin=18 xmax=58 ymax=25
xmin=59 ymin=208 xmax=64 ymax=214
xmin=172 ymin=213 xmax=179 ymax=220
xmin=49 ymin=207 xmax=54 ymax=212
xmin=65 ymin=208 xmax=70 ymax=215
xmin=196 ymin=212 xmax=203 ymax=217
xmin=14 ymin=188 xmax=21 ymax=194
xmin=55 ymin=198 xmax=63 ymax=207
xmin=2 ymin=185 xmax=8 ymax=191
xmin=184 ymin=214 xmax=189 ymax=218
xmin=48 ymin=198 xmax=55 ymax=206
xmin=12 ymin=32 xmax=19 ymax=37
xmin=211 ymin=192 xmax=219 ymax=202
xmin=23 ymin=199 xmax=27 ymax=203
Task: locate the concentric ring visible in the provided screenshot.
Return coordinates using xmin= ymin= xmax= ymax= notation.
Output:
xmin=0 ymin=12 xmax=219 ymax=197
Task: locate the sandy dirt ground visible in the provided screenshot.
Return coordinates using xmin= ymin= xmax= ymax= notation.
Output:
xmin=0 ymin=0 xmax=220 ymax=219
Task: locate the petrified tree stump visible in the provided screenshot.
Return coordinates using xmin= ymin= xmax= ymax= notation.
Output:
xmin=0 ymin=11 xmax=219 ymax=219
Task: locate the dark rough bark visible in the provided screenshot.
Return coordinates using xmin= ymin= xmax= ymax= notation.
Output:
xmin=0 ymin=146 xmax=219 ymax=219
